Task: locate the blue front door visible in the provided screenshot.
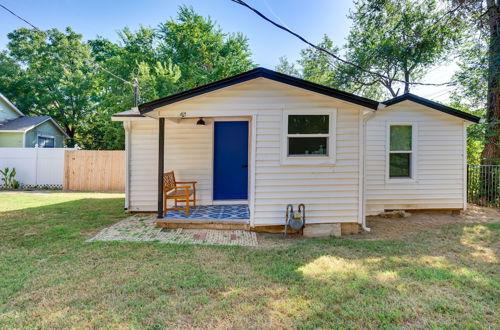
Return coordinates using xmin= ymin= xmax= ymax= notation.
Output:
xmin=213 ymin=121 xmax=248 ymax=200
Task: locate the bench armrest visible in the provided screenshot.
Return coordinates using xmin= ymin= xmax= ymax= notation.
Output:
xmin=175 ymin=185 xmax=192 ymax=189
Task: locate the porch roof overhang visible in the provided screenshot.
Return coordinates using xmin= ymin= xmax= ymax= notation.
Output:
xmin=138 ymin=67 xmax=380 ymax=115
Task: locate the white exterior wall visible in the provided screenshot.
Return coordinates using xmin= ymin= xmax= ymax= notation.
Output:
xmin=253 ymin=109 xmax=360 ymax=225
xmin=128 ymin=118 xmax=232 ymax=211
xmin=128 ymin=119 xmax=158 ymax=211
xmin=127 ymin=78 xmax=364 ymax=225
xmin=365 ymin=101 xmax=467 ymax=214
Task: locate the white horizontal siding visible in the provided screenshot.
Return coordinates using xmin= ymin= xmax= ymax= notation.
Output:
xmin=250 ymin=87 xmax=361 ymax=225
xmin=164 ymin=118 xmax=213 ymax=205
xmin=128 ymin=78 xmax=363 ymax=225
xmin=129 ymin=120 xmax=157 ymax=211
xmin=365 ymin=101 xmax=466 ymax=214
xmin=128 ymin=118 xmax=212 ymax=211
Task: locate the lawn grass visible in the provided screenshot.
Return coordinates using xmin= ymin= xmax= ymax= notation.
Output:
xmin=0 ymin=192 xmax=498 ymax=328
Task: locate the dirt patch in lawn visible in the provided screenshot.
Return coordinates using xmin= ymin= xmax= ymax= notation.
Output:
xmin=360 ymin=204 xmax=500 ymax=240
xmin=256 ymin=205 xmax=500 ymax=245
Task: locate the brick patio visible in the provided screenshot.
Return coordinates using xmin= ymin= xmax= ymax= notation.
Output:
xmin=87 ymin=214 xmax=258 ymax=247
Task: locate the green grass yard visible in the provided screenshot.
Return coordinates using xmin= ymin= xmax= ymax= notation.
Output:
xmin=0 ymin=192 xmax=498 ymax=328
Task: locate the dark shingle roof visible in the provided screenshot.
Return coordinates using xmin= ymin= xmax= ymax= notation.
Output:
xmin=135 ymin=68 xmax=481 ymax=124
xmin=0 ymin=116 xmax=52 ymax=131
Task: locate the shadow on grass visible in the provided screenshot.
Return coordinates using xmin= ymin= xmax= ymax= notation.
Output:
xmin=236 ymin=222 xmax=499 ymax=327
xmin=0 ymin=196 xmax=498 ymax=328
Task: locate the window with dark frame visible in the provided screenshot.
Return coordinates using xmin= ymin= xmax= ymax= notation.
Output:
xmin=389 ymin=125 xmax=412 ymax=178
xmin=37 ymin=136 xmax=55 ymax=148
xmin=287 ymin=115 xmax=329 ymax=156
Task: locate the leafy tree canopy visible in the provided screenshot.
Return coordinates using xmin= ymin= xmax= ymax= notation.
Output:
xmin=277 ymin=0 xmax=465 ymax=99
xmin=0 ymin=6 xmax=255 ymax=149
xmin=1 ymin=27 xmax=96 ymax=146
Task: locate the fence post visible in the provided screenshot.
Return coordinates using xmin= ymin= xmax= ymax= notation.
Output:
xmin=34 ymin=144 xmax=39 ymax=187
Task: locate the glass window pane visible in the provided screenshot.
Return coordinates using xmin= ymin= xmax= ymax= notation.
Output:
xmin=389 ymin=153 xmax=411 ymax=178
xmin=288 ymin=115 xmax=329 ymax=134
xmin=390 ymin=125 xmax=412 ymax=151
xmin=288 ymin=137 xmax=328 ymax=155
xmin=38 ymin=137 xmax=55 ymax=148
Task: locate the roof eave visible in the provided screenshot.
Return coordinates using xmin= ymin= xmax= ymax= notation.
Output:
xmin=27 ymin=117 xmax=69 ymax=139
xmin=138 ymin=67 xmax=379 ymax=114
xmin=45 ymin=117 xmax=70 ymax=138
xmin=0 ymin=93 xmax=25 ymax=117
xmin=383 ymin=94 xmax=481 ymax=123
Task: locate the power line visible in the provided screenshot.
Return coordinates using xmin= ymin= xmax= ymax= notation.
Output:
xmin=230 ymin=0 xmax=455 ymax=87
xmin=0 ymin=3 xmax=133 ymax=86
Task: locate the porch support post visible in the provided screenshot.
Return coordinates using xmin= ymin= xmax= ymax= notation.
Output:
xmin=157 ymin=117 xmax=165 ymax=218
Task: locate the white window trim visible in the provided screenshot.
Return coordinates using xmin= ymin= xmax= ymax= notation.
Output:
xmin=37 ymin=134 xmax=56 ymax=148
xmin=385 ymin=122 xmax=417 ymax=183
xmin=281 ymin=109 xmax=337 ymax=165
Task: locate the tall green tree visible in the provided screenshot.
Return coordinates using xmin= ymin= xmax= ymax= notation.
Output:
xmin=0 ymin=6 xmax=255 ymax=150
xmin=157 ymin=6 xmax=254 ymax=90
xmin=275 ymin=56 xmax=300 ymax=77
xmin=0 ymin=28 xmax=96 ymax=146
xmin=276 ymin=36 xmax=383 ymax=99
xmin=85 ymin=27 xmax=182 ymax=149
xmin=276 ymin=0 xmax=464 ymax=99
xmin=450 ymin=32 xmax=488 ymax=164
xmin=344 ymin=0 xmax=465 ymax=97
xmin=454 ymin=0 xmax=499 ymax=165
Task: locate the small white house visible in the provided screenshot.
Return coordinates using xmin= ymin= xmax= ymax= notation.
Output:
xmin=112 ymin=68 xmax=480 ymax=235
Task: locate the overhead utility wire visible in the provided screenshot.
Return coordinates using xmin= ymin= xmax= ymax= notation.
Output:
xmin=230 ymin=0 xmax=455 ymax=87
xmin=0 ymin=3 xmax=133 ymax=86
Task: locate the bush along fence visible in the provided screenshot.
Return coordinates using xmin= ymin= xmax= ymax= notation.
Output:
xmin=467 ymin=164 xmax=500 ymax=208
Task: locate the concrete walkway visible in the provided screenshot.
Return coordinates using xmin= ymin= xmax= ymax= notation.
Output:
xmin=87 ymin=215 xmax=258 ymax=247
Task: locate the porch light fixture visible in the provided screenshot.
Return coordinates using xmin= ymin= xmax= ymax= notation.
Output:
xmin=196 ymin=117 xmax=206 ymax=126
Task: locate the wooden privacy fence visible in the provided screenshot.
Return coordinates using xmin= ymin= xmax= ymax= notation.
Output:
xmin=64 ymin=150 xmax=125 ymax=191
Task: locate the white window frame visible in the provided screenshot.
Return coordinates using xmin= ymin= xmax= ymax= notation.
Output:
xmin=281 ymin=109 xmax=337 ymax=165
xmin=37 ymin=134 xmax=56 ymax=148
xmin=385 ymin=122 xmax=417 ymax=183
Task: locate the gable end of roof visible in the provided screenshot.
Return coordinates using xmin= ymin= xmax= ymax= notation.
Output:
xmin=0 ymin=93 xmax=25 ymax=117
xmin=0 ymin=115 xmax=69 ymax=138
xmin=383 ymin=93 xmax=481 ymax=123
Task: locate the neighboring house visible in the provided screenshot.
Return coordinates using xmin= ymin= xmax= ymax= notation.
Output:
xmin=0 ymin=93 xmax=68 ymax=148
xmin=112 ymin=68 xmax=480 ymax=234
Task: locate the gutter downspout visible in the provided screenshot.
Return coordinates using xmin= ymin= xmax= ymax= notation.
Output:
xmin=124 ymin=121 xmax=131 ymax=210
xmin=360 ymin=105 xmax=382 ymax=232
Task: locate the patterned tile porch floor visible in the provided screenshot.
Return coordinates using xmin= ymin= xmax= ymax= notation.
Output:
xmin=164 ymin=204 xmax=249 ymax=220
xmin=87 ymin=214 xmax=258 ymax=247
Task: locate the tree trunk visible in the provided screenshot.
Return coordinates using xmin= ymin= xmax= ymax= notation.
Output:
xmin=404 ymin=70 xmax=411 ymax=94
xmin=64 ymin=126 xmax=76 ymax=147
xmin=481 ymin=0 xmax=500 ymax=165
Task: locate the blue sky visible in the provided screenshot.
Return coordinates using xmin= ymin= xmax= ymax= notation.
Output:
xmin=0 ymin=0 xmax=455 ymax=100
xmin=0 ymin=0 xmax=353 ymax=67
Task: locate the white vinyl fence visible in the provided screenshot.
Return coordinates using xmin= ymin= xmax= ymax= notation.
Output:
xmin=0 ymin=147 xmax=71 ymax=188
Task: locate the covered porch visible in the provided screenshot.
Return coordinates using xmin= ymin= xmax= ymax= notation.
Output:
xmin=155 ymin=204 xmax=250 ymax=230
xmin=154 ymin=114 xmax=255 ymax=229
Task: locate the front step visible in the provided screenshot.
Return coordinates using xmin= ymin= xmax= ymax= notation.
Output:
xmin=155 ymin=218 xmax=250 ymax=230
